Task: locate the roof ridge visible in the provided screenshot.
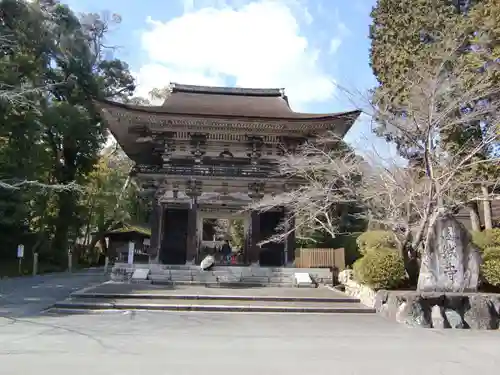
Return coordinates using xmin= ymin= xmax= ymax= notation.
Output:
xmin=169 ymin=83 xmax=286 ymax=97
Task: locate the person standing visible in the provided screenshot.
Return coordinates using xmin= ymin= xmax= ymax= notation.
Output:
xmin=221 ymin=240 xmax=232 ymax=265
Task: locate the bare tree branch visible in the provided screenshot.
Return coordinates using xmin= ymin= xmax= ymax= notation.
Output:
xmin=247 ymin=30 xmax=500 ymax=259
xmin=0 ymin=180 xmax=82 ymax=192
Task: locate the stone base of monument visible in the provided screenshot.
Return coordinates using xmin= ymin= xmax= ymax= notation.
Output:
xmin=375 ymin=291 xmax=500 ymax=330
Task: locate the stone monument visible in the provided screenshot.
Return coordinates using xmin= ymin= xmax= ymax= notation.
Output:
xmin=417 ymin=213 xmax=482 ymax=292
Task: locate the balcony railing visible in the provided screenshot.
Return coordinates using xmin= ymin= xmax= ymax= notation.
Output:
xmin=133 ymin=164 xmax=280 ymax=178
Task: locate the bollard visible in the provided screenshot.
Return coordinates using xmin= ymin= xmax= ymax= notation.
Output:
xmin=33 ymin=253 xmax=39 ymax=276
xmin=68 ymin=251 xmax=73 ymax=273
xmin=104 ymin=256 xmax=109 ymax=274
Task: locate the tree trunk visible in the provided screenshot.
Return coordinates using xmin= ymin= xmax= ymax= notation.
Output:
xmin=86 ymin=219 xmax=120 ymax=252
xmin=481 ymin=184 xmax=493 ymax=230
xmin=99 ymin=237 xmax=108 ymax=259
xmin=52 ymin=191 xmax=76 ymax=264
xmin=467 ymin=201 xmax=481 ymax=231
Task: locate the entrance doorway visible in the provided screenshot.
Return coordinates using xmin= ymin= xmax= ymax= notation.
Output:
xmin=199 ymin=218 xmax=246 ymax=265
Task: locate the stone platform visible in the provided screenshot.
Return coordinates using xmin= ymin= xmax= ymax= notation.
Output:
xmin=50 ymin=281 xmax=375 ymax=314
xmin=111 ymin=263 xmax=334 ymax=287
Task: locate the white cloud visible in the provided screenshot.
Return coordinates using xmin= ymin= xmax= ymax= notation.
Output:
xmin=329 ymin=38 xmax=341 ymax=54
xmin=134 ymin=0 xmax=336 ymax=111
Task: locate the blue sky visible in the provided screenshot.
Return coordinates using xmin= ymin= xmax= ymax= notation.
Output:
xmin=62 ymin=0 xmax=394 ymax=156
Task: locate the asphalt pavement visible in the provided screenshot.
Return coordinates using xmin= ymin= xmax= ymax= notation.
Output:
xmin=1 ymin=272 xmax=500 ymax=374
xmin=0 ymin=269 xmax=107 ymax=317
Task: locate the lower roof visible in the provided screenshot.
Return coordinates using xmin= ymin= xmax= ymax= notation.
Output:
xmin=97 ymin=83 xmax=360 ymax=120
xmin=95 ymin=83 xmax=361 ymax=164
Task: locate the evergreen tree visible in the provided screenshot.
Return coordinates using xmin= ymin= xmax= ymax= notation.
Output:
xmin=369 ymin=0 xmax=499 ymax=229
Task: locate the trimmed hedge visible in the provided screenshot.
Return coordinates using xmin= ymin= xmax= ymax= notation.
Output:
xmin=481 ymin=246 xmax=500 ymax=287
xmin=472 ymin=229 xmax=500 ymax=251
xmin=352 ymin=248 xmax=405 ymax=290
xmin=356 ymin=230 xmax=398 ymax=255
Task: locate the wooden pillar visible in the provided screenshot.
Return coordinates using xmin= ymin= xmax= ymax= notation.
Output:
xmin=149 ymin=199 xmax=160 ymax=260
xmin=247 ymin=181 xmax=264 ymax=265
xmin=186 ymin=199 xmax=198 ymax=264
xmin=481 ymin=185 xmax=493 ymax=229
xmin=249 ymin=210 xmax=261 ymax=265
xmin=284 ymin=211 xmax=296 ymax=266
xmin=157 ymin=203 xmax=164 ymax=262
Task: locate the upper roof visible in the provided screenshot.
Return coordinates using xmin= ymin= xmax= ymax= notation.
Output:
xmin=159 ymin=83 xmax=295 ymax=118
xmin=97 ymin=83 xmax=360 ymax=121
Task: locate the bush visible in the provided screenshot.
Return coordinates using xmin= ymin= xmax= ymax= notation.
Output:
xmin=472 ymin=229 xmax=500 ymax=251
xmin=481 ymin=246 xmax=500 ymax=287
xmin=353 ymin=248 xmax=405 ymax=289
xmin=356 ymin=230 xmax=398 ymax=255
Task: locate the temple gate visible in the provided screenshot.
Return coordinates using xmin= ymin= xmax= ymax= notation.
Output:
xmin=96 ymin=84 xmax=359 ymax=266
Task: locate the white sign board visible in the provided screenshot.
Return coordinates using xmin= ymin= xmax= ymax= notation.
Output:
xmin=17 ymin=244 xmax=24 ymax=258
xmin=143 ymin=238 xmax=150 ymax=246
xmin=294 ymin=272 xmax=313 ymax=287
xmin=132 ymin=268 xmax=150 ymax=280
xmin=127 ymin=241 xmax=135 ymax=265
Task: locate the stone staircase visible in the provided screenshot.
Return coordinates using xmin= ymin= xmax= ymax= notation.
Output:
xmin=49 ymin=280 xmax=375 ymax=314
xmin=111 ymin=263 xmax=334 ymax=287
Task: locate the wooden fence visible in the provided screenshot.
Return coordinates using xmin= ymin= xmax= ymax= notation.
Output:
xmin=294 ymin=248 xmax=345 ymax=270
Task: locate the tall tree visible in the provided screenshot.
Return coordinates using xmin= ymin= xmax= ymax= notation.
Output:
xmin=0 ymin=0 xmax=136 ymax=262
xmin=81 ymin=142 xmax=147 ymax=258
xmin=369 ymin=0 xmax=499 ymax=229
xmin=253 ymin=33 xmax=499 ymax=280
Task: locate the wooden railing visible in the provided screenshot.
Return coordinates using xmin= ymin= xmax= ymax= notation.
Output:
xmin=294 ymin=248 xmax=345 ymax=270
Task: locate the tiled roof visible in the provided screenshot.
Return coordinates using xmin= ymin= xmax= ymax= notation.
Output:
xmin=97 ymin=83 xmax=361 ymax=120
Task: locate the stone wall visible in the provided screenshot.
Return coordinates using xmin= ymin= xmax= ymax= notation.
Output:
xmin=375 ymin=291 xmax=500 ymax=329
xmin=338 ymin=270 xmax=500 ymax=330
xmin=339 ymin=270 xmax=377 ymax=308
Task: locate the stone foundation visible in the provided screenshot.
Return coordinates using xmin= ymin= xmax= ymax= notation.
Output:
xmin=376 ymin=291 xmax=500 ymax=329
xmin=338 ymin=269 xmax=500 ymax=330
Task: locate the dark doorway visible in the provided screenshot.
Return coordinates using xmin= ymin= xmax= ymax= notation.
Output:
xmin=160 ymin=208 xmax=189 ymax=264
xmin=259 ymin=210 xmax=285 ymax=266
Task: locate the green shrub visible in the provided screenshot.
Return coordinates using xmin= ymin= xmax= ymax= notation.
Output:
xmin=471 ymin=229 xmax=500 ymax=251
xmin=353 ymin=248 xmax=405 ymax=290
xmin=356 ymin=230 xmax=398 ymax=255
xmin=481 ymin=246 xmax=500 ymax=287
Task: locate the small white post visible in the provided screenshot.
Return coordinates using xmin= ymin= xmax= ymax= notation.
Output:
xmin=17 ymin=244 xmax=24 ymax=275
xmin=127 ymin=241 xmax=134 ymax=265
xmin=104 ymin=237 xmax=110 ymax=274
xmin=33 ymin=253 xmax=39 ymax=276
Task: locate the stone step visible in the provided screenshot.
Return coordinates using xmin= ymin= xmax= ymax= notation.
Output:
xmin=147 ymin=265 xmax=335 ymax=275
xmin=113 ymin=265 xmax=336 ymax=287
xmin=150 ymin=270 xmax=330 ymax=278
xmin=52 ymin=298 xmax=375 ymax=314
xmin=150 ymin=280 xmax=294 ymax=288
xmin=148 ymin=275 xmax=326 ymax=287
xmin=70 ymin=292 xmax=359 ymax=303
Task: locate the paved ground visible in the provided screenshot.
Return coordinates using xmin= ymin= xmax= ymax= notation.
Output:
xmin=0 ymin=270 xmax=107 ymax=318
xmin=2 ymin=310 xmax=500 ymax=374
xmin=1 ymin=273 xmax=500 ymax=374
xmin=76 ymin=281 xmax=352 ymax=299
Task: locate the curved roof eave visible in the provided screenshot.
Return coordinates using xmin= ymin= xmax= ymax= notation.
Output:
xmin=93 ymin=98 xmax=362 ymax=122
